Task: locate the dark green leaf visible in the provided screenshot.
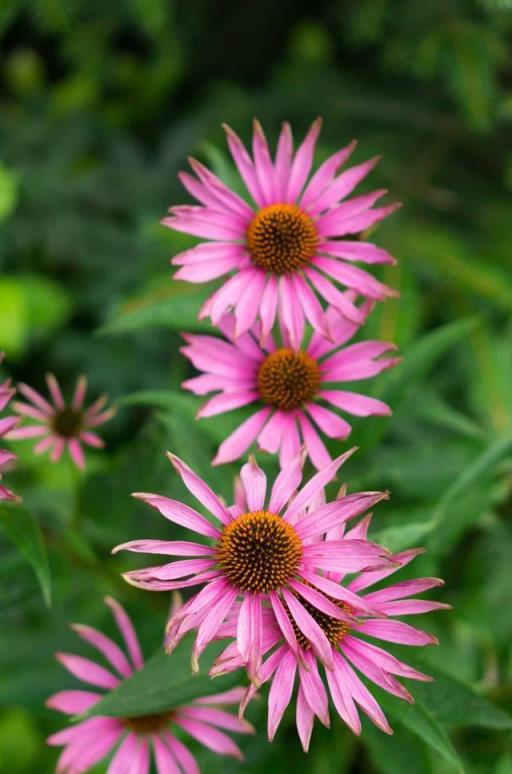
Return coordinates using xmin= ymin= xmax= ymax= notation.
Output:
xmin=0 ymin=504 xmax=52 ymax=606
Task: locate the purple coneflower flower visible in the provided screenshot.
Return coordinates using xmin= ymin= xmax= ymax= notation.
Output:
xmin=114 ymin=450 xmax=393 ymax=682
xmin=165 ymin=119 xmax=399 ymax=345
xmin=47 ymin=596 xmax=252 ymax=773
xmin=211 ymin=510 xmax=449 ymax=751
xmin=181 ymin=304 xmax=399 ymax=468
xmin=8 ymin=374 xmax=115 ymax=469
xmin=0 ymin=353 xmax=20 ymax=502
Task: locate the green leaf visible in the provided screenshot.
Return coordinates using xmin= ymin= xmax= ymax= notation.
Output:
xmin=0 ymin=504 xmax=52 ymax=606
xmin=377 ymin=690 xmax=462 ymax=769
xmin=411 ymin=657 xmax=512 ymax=731
xmin=432 ymin=436 xmax=512 ymax=528
xmin=86 ymin=634 xmax=244 ymax=718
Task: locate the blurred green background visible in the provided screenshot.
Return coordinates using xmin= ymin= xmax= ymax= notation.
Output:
xmin=1 ymin=0 xmax=512 ymax=772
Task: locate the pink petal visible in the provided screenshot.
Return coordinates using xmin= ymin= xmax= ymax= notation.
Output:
xmin=45 ymin=373 xmax=65 ymax=409
xmin=291 ymin=274 xmax=330 ymax=339
xmin=68 ymin=439 xmax=85 ymax=469
xmin=268 ymin=651 xmax=297 ymax=740
xmin=307 ymin=403 xmax=352 ymax=439
xmin=364 ymin=577 xmax=445 ymax=604
xmin=113 ymin=539 xmax=213 ymax=557
xmin=334 ymin=652 xmax=392 ymax=734
xmin=278 ymin=275 xmax=305 ymax=350
xmin=252 ymin=119 xmax=276 ymax=204
xmin=278 ymin=413 xmax=301 ymax=467
xmin=297 ymin=649 xmax=330 ymax=726
xmin=223 ymin=123 xmax=264 ymax=206
xmin=72 ymin=375 xmax=87 ymax=410
xmin=258 ymin=275 xmax=278 ymax=339
xmin=304 ymin=268 xmax=366 ymax=323
xmin=286 ymin=118 xmax=322 ymax=202
xmin=163 ymin=733 xmax=200 ymax=774
xmin=5 ymin=422 xmax=46 ymax=439
xmin=182 ymin=706 xmax=252 ymax=734
xmin=240 ymin=457 xmax=266 ymax=511
xmin=325 ymin=658 xmax=362 ymax=735
xmin=71 ymin=624 xmax=133 ymax=677
xmin=314 ymin=256 xmax=396 ymax=300
xmin=197 ymin=391 xmax=258 ymax=419
xmin=12 ymin=401 xmax=49 ymax=421
xmin=268 ymin=449 xmax=304 ymax=513
xmin=131 ymin=493 xmax=221 ymax=538
xmin=296 ymin=491 xmax=388 ymax=540
xmin=320 ymin=239 xmax=396 ymax=265
xmin=104 ymin=596 xmax=144 ymax=670
xmin=175 ymin=717 xmax=243 ymax=760
xmin=236 ymin=593 xmax=263 ymax=684
xmin=300 ymin=140 xmax=357 ymax=208
xmin=188 ymin=157 xmax=254 ymax=219
xmin=193 ymin=587 xmax=238 ymax=664
xmin=282 ymin=588 xmax=334 ymax=668
xmin=274 ymin=121 xmax=293 ymax=200
xmin=17 ymin=382 xmax=53 ymax=412
xmin=284 ymin=447 xmax=356 ymax=522
xmin=348 ymin=548 xmax=425 ymax=592
xmin=213 ymin=407 xmax=272 ymax=465
xmin=304 ymin=539 xmax=392 ymax=573
xmin=296 ymin=685 xmax=315 ymax=752
xmin=355 ymin=619 xmax=438 ymax=646
xmin=310 ymin=157 xmax=381 ymax=215
xmin=56 ymin=652 xmax=119 ymax=690
xmin=46 ymin=690 xmax=101 ymax=715
xmin=320 ymin=389 xmax=391 ymax=417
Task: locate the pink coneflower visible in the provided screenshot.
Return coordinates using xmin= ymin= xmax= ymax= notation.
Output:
xmin=211 ymin=512 xmax=449 ymax=752
xmin=114 ymin=450 xmax=393 ymax=682
xmin=8 ymin=374 xmax=115 ymax=469
xmin=0 ymin=353 xmax=20 ymax=502
xmin=47 ymin=596 xmax=252 ymax=773
xmin=165 ymin=119 xmax=399 ymax=345
xmin=181 ymin=304 xmax=399 ymax=469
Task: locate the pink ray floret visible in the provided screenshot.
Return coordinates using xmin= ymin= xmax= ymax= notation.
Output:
xmin=165 ymin=119 xmax=400 ymax=343
xmin=0 ymin=353 xmax=20 ymax=502
xmin=8 ymin=373 xmax=116 ymax=470
xmin=181 ymin=303 xmax=399 ymax=469
xmin=47 ymin=596 xmax=252 ymax=773
xmin=211 ymin=510 xmax=449 ymax=752
xmin=114 ymin=450 xmax=395 ymax=682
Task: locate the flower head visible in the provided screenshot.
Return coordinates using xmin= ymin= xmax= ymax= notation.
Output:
xmin=0 ymin=353 xmax=20 ymax=502
xmin=9 ymin=374 xmax=115 ymax=469
xmin=182 ymin=304 xmax=399 ymax=468
xmin=165 ymin=119 xmax=400 ymax=346
xmin=47 ymin=596 xmax=252 ymax=773
xmin=114 ymin=451 xmax=393 ymax=682
xmin=212 ymin=518 xmax=449 ymax=752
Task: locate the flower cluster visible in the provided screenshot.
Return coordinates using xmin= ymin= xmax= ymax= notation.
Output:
xmin=6 ymin=119 xmax=447 ymax=770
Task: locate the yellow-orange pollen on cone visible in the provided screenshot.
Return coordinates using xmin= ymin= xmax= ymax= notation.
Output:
xmin=51 ymin=408 xmax=84 ymax=438
xmin=122 ymin=710 xmax=174 ymax=734
xmin=247 ymin=203 xmax=318 ymax=275
xmin=216 ymin=510 xmax=303 ymax=593
xmin=257 ymin=348 xmax=321 ymax=410
xmin=285 ymin=590 xmax=352 ymax=648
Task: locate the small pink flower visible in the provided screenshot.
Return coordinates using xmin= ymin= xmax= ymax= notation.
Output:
xmin=212 ymin=513 xmax=449 ymax=752
xmin=8 ymin=374 xmax=115 ymax=470
xmin=0 ymin=353 xmax=20 ymax=502
xmin=165 ymin=119 xmax=399 ymax=345
xmin=114 ymin=450 xmax=393 ymax=683
xmin=47 ymin=596 xmax=252 ymax=773
xmin=182 ymin=304 xmax=399 ymax=469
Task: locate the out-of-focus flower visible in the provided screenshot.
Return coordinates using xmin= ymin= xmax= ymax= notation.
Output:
xmin=9 ymin=374 xmax=115 ymax=469
xmin=165 ymin=119 xmax=399 ymax=346
xmin=212 ymin=511 xmax=449 ymax=751
xmin=0 ymin=352 xmax=20 ymax=502
xmin=47 ymin=596 xmax=252 ymax=773
xmin=114 ymin=450 xmax=393 ymax=682
xmin=182 ymin=304 xmax=399 ymax=468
